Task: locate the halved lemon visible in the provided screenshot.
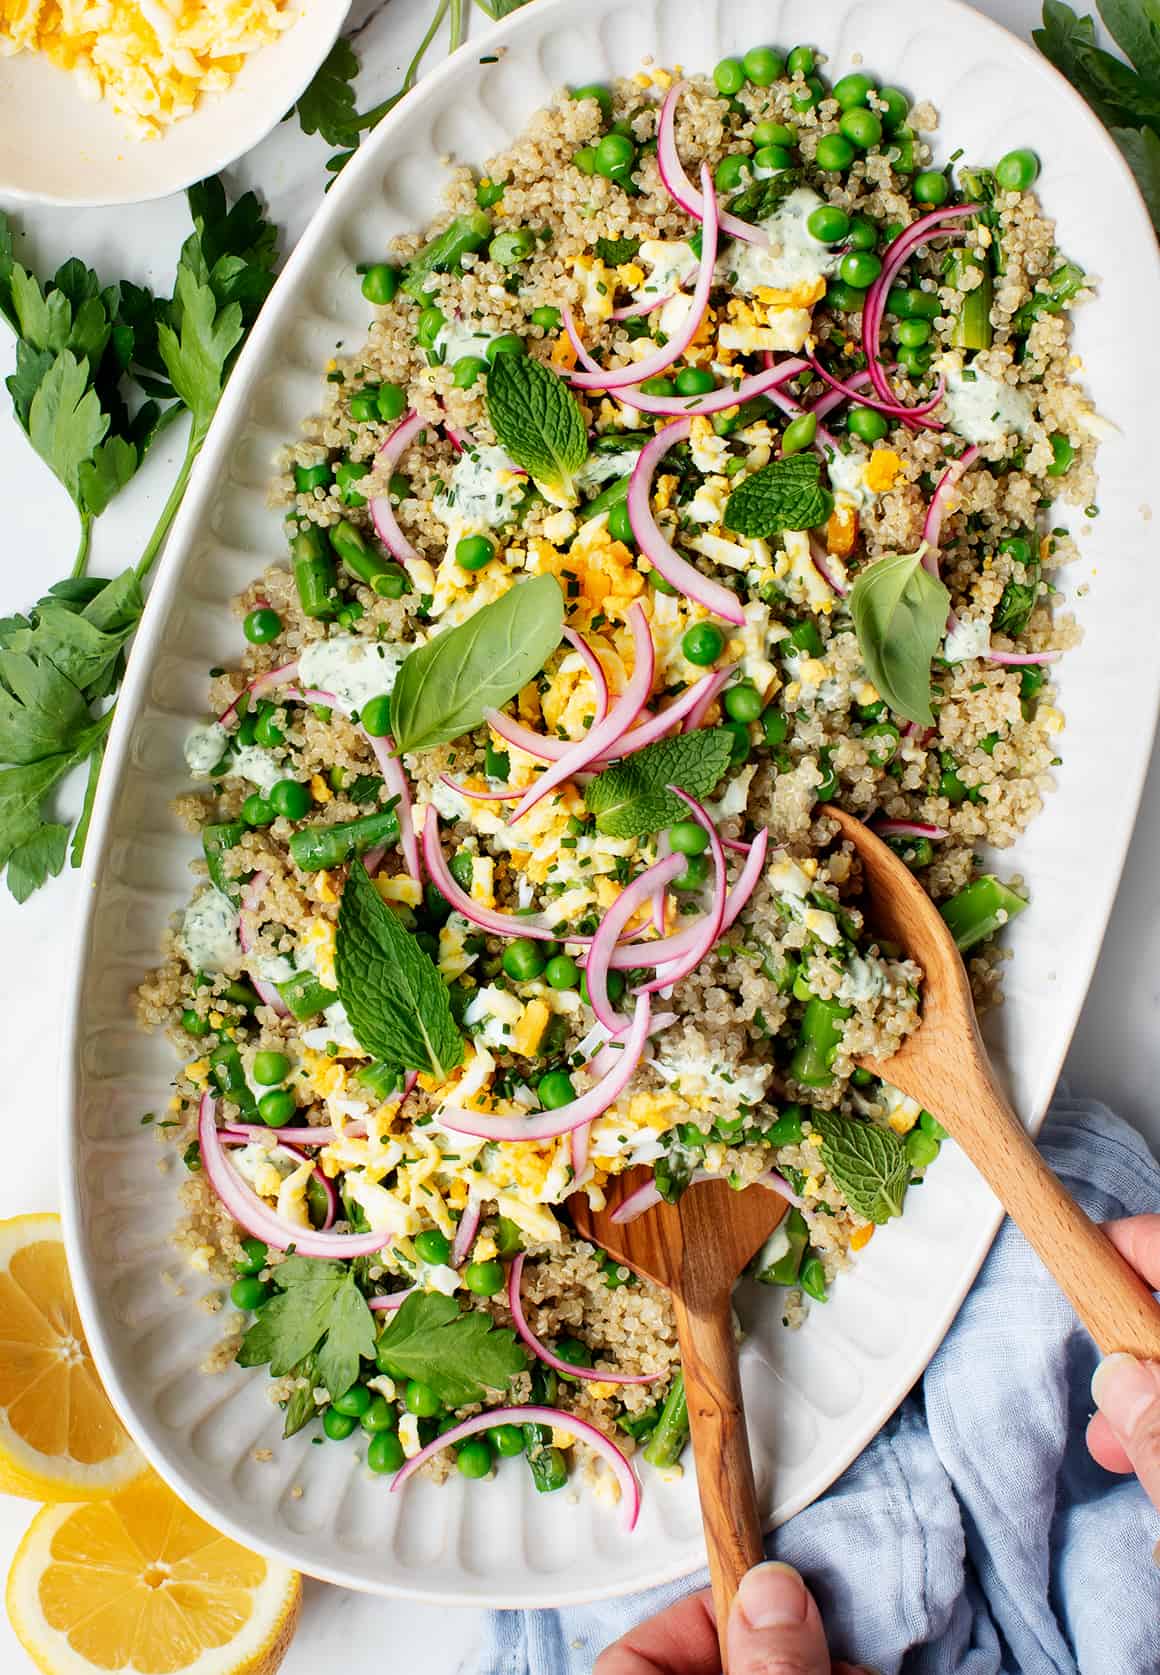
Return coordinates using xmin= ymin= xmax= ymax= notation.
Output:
xmin=0 ymin=1212 xmax=144 ymax=1500
xmin=8 ymin=1470 xmax=301 ymax=1675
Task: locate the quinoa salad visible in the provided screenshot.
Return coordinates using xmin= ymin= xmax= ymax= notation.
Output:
xmin=137 ymin=45 xmax=1101 ymax=1524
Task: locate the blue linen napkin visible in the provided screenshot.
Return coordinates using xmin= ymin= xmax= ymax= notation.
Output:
xmin=480 ymin=1094 xmax=1160 ymax=1673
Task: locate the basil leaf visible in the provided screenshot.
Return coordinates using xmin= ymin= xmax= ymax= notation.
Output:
xmin=485 ymin=355 xmax=587 ymax=500
xmin=726 ymin=169 xmax=803 ymax=225
xmin=337 ymin=859 xmax=464 ymax=1082
xmin=594 ymin=235 xmax=641 ymax=265
xmin=722 ymin=454 xmax=831 ymax=539
xmin=849 ymin=548 xmax=949 ymax=726
xmin=812 ymin=1112 xmax=910 ymax=1224
xmin=584 ymin=729 xmax=734 ymax=838
xmin=390 ymin=574 xmax=564 ymax=754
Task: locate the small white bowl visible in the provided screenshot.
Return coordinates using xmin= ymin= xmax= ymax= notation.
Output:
xmin=0 ymin=0 xmax=351 ymax=207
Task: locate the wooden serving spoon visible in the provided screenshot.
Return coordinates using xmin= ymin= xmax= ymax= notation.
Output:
xmin=571 ymin=1174 xmax=787 ymax=1667
xmin=826 ymin=802 xmax=1160 ymax=1359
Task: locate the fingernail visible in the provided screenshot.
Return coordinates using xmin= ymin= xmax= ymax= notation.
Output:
xmin=736 ymin=1561 xmax=808 ymax=1629
xmin=1091 ymin=1353 xmax=1160 ymax=1434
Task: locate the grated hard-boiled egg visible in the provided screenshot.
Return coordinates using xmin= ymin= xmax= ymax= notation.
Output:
xmin=777 ymin=530 xmax=835 ymax=613
xmin=572 ymin=254 xmax=615 ymax=323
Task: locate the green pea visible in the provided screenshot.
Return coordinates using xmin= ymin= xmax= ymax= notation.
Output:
xmin=877 ymin=86 xmax=910 ymax=131
xmin=724 ymin=682 xmax=763 ymax=723
xmin=389 ymin=471 xmax=410 ymax=499
xmin=714 ymin=153 xmax=751 ymax=193
xmin=848 ymin=215 xmax=878 ymax=250
xmin=640 ymin=376 xmax=677 ymax=396
xmin=761 ymin=706 xmax=789 ymax=746
xmin=503 ymin=937 xmax=546 ymax=981
xmin=647 ymin=567 xmax=679 ymax=596
xmin=417 ymin=305 xmax=445 ymax=348
xmin=484 ymin=742 xmax=510 ymax=781
xmin=573 ymin=146 xmax=597 ymax=175
xmin=235 ymin=1237 xmax=268 ymax=1276
xmin=754 ymin=140 xmax=792 ymax=170
xmin=269 ymin=779 xmax=311 ymax=820
xmin=545 ymin=954 xmax=579 ymax=990
xmin=814 ymin=133 xmax=855 ymax=171
xmin=907 ymin=287 xmax=942 ymax=320
xmin=492 ymin=1423 xmax=526 ymax=1457
xmin=253 ymin=1050 xmax=291 ymax=1086
xmin=897 ymin=317 xmax=932 ymax=347
xmin=713 ymin=55 xmax=746 ymax=95
xmin=449 ymin=850 xmax=474 ymax=891
xmin=294 ymin=461 xmax=333 ymax=493
xmin=241 ymin=793 xmax=274 ymax=828
xmin=675 ymin=365 xmax=717 ymax=396
xmin=378 ymin=563 xmax=409 ymax=600
xmin=258 ymin=1088 xmax=296 ymax=1127
xmin=452 ymin=355 xmax=488 ymax=388
xmin=367 ymin=1430 xmax=406 ymax=1473
xmin=753 ymin=120 xmax=797 ymax=148
xmin=807 ymin=204 xmax=851 ymax=243
xmin=361 ymin=1395 xmax=397 ymax=1434
xmin=839 ymin=107 xmax=882 ymax=149
xmin=554 ymin=1337 xmax=593 ymax=1369
xmin=243 ymin=607 xmax=281 ymax=645
xmin=833 ymin=71 xmax=873 ymax=108
xmin=531 ymin=305 xmax=561 ymax=330
xmin=489 ymin=228 xmax=536 ymax=266
xmin=919 ymin=1109 xmax=948 ymax=1139
xmin=486 ymin=333 xmax=525 ymax=361
xmin=360 ymin=694 xmax=392 ymax=738
xmin=906 ymin=1127 xmax=941 ymax=1168
xmin=995 ymin=148 xmax=1039 ymax=192
xmin=897 ymin=344 xmax=932 ymax=377
xmin=826 ymin=280 xmax=869 ymax=312
xmin=840 ymin=250 xmax=882 ymax=289
xmin=862 ymin=721 xmax=900 ymax=765
xmin=456 ymin=1437 xmax=493 ymax=1478
xmin=682 ymin=622 xmax=725 ymax=665
xmin=181 ymin=1007 xmax=208 ymax=1037
xmin=607 ymin=499 xmax=635 ymax=545
xmin=913 ymin=169 xmax=950 ymax=205
xmin=847 ymin=405 xmax=890 ymax=443
xmin=673 ymin=852 xmax=710 ymax=892
xmin=411 ymin=1229 xmax=450 ymax=1265
xmin=791 ymin=76 xmax=824 ymax=111
xmin=455 ymin=533 xmax=495 ymax=572
xmin=464 ymin=1260 xmax=505 ymax=1296
xmin=335 ymin=458 xmax=370 ymax=507
xmin=595 ymin=132 xmax=636 ymax=180
xmin=581 ymin=968 xmax=625 ymax=1007
xmin=743 ymin=45 xmax=784 ymax=86
xmin=349 ymin=390 xmax=380 ymax=424
xmin=230 ymin=1275 xmax=269 ymax=1311
xmin=377 ymin=383 xmax=407 ymax=423
xmin=333 ymin=1384 xmax=372 ymax=1418
xmin=571 ymin=82 xmax=612 ymax=116
xmin=999 ymin=535 xmax=1033 ymax=566
xmin=786 ymin=44 xmax=815 ymax=75
xmin=538 ymin=1070 xmax=575 ymax=1110
xmin=404 ymin=1380 xmax=441 ymax=1418
xmin=323 ymin=1407 xmax=358 ymax=1441
xmin=361 ymin=264 xmax=399 ymax=306
xmin=1047 ymin=432 xmax=1075 ymax=476
xmin=722 ymin=719 xmax=751 ymax=765
xmin=668 ymin=819 xmax=709 ymax=857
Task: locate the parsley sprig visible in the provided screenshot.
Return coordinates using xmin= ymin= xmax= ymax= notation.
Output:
xmin=0 ymin=178 xmax=278 ymax=901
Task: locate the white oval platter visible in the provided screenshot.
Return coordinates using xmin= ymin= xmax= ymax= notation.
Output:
xmin=61 ymin=0 xmax=1160 ymax=1606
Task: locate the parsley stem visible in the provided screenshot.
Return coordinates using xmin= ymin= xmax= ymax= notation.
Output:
xmin=353 ymin=0 xmax=450 ymax=134
xmin=134 ymin=422 xmax=202 ymax=584
xmin=449 ymin=0 xmax=465 ymax=52
xmin=70 ymin=728 xmax=109 ymax=869
xmin=71 ymin=514 xmax=93 ymax=580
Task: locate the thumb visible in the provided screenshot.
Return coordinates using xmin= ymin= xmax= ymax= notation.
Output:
xmin=727 ymin=1562 xmax=830 ymax=1675
xmin=1091 ymin=1354 xmax=1160 ymax=1508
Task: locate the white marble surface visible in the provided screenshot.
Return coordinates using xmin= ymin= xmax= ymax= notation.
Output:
xmin=0 ymin=1 xmax=1156 ymax=1669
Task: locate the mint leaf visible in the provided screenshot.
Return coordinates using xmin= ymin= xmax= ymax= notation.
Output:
xmin=236 ymin=1256 xmax=372 ymax=1401
xmin=723 ymin=453 xmax=831 ymax=539
xmin=337 ymin=859 xmax=464 ymax=1082
xmin=726 ymin=169 xmax=802 ymax=225
xmin=486 ymin=355 xmax=587 ymax=500
xmin=585 ymin=729 xmax=734 ymax=838
xmin=812 ymin=1112 xmax=910 ymax=1224
xmin=849 ymin=548 xmax=949 ymax=725
xmin=594 ymin=235 xmax=641 ymax=265
xmin=373 ymin=1291 xmax=529 ymax=1407
xmin=390 ymin=573 xmax=565 ymax=754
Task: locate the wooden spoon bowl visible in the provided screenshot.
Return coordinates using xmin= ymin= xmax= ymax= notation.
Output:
xmin=571 ymin=1173 xmax=787 ymax=1666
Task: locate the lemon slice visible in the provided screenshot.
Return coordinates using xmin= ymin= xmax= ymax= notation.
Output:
xmin=0 ymin=1212 xmax=144 ymax=1500
xmin=8 ymin=1470 xmax=301 ymax=1675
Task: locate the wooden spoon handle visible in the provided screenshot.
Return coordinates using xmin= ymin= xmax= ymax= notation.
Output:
xmin=955 ymin=1068 xmax=1160 ymax=1358
xmin=672 ymin=1291 xmax=764 ymax=1669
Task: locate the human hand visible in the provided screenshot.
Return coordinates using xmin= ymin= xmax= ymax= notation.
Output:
xmin=1087 ymin=1213 xmax=1160 ymax=1508
xmin=594 ymin=1561 xmax=871 ymax=1675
